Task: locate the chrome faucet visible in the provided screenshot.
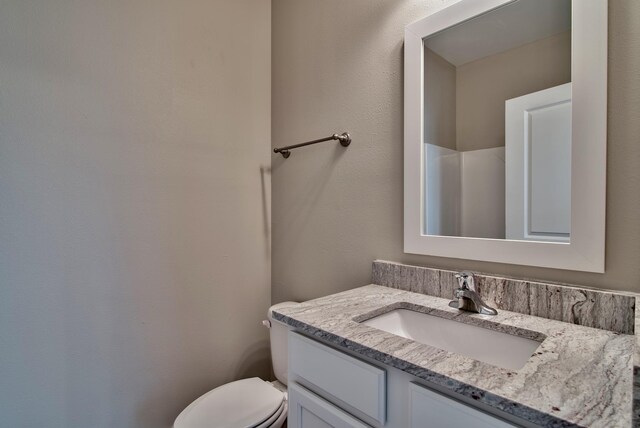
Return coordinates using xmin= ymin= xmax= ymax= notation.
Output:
xmin=448 ymin=271 xmax=497 ymax=315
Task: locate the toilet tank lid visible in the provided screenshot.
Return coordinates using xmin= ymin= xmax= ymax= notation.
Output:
xmin=174 ymin=378 xmax=284 ymax=428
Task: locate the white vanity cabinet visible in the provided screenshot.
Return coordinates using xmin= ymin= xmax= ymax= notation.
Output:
xmin=288 ymin=332 xmax=386 ymax=424
xmin=409 ymin=383 xmax=515 ymax=428
xmin=288 ymin=383 xmax=371 ymax=428
xmin=288 ymin=331 xmax=521 ymax=428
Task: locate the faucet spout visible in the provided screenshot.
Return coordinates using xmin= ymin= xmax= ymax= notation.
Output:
xmin=448 ymin=271 xmax=497 ymax=316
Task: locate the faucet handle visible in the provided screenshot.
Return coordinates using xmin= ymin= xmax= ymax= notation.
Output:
xmin=455 ymin=271 xmax=476 ymax=291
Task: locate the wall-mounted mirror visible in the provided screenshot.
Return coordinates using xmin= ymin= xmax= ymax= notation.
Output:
xmin=404 ymin=0 xmax=607 ymax=272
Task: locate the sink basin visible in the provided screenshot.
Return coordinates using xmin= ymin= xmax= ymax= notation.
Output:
xmin=361 ymin=309 xmax=541 ymax=370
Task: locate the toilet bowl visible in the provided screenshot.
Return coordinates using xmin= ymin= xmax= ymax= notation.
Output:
xmin=174 ymin=302 xmax=297 ymax=428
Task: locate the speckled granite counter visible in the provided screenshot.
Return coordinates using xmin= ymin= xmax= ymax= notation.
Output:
xmin=633 ymin=303 xmax=640 ymax=426
xmin=273 ymin=284 xmax=634 ymax=428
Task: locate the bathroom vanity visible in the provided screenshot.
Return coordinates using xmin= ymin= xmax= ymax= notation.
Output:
xmin=287 ymin=332 xmax=517 ymax=428
xmin=273 ymin=262 xmax=636 ymax=428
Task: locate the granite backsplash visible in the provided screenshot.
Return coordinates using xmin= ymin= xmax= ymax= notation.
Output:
xmin=372 ymin=260 xmax=635 ymax=335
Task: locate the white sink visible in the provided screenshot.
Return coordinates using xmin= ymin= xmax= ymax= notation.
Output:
xmin=361 ymin=309 xmax=542 ymax=370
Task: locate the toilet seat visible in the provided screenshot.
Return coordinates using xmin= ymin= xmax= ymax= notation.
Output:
xmin=174 ymin=377 xmax=285 ymax=428
xmin=254 ymin=398 xmax=287 ymax=428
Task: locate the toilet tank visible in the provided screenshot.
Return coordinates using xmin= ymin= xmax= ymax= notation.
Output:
xmin=267 ymin=302 xmax=297 ymax=386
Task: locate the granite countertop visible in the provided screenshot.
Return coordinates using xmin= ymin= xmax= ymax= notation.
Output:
xmin=633 ymin=303 xmax=640 ymax=426
xmin=272 ymin=284 xmax=634 ymax=428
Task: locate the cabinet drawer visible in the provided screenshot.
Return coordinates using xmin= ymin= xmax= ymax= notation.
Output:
xmin=288 ymin=332 xmax=386 ymax=424
xmin=409 ymin=383 xmax=516 ymax=428
xmin=289 ymin=382 xmax=372 ymax=428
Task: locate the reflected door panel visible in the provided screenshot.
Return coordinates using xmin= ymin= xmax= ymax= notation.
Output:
xmin=505 ymin=83 xmax=571 ymax=242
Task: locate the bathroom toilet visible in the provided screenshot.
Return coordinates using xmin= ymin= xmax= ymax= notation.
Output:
xmin=174 ymin=302 xmax=296 ymax=428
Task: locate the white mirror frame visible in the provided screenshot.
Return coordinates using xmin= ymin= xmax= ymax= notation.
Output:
xmin=404 ymin=0 xmax=607 ymax=272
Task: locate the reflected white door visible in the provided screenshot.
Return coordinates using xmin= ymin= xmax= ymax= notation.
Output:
xmin=505 ymin=83 xmax=571 ymax=241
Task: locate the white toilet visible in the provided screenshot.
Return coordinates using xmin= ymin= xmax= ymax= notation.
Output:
xmin=174 ymin=302 xmax=296 ymax=428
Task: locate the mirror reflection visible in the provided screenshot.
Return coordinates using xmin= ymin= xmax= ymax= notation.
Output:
xmin=423 ymin=0 xmax=571 ymax=242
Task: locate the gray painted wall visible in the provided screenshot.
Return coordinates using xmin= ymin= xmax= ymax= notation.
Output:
xmin=272 ymin=0 xmax=640 ymax=302
xmin=425 ymin=32 xmax=570 ymax=153
xmin=456 ymin=31 xmax=571 ymax=152
xmin=0 ymin=1 xmax=271 ymax=427
xmin=424 ymin=48 xmax=457 ymax=150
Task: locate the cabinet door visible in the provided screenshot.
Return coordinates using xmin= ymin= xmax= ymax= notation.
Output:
xmin=289 ymin=332 xmax=386 ymax=424
xmin=409 ymin=383 xmax=516 ymax=428
xmin=289 ymin=382 xmax=371 ymax=428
